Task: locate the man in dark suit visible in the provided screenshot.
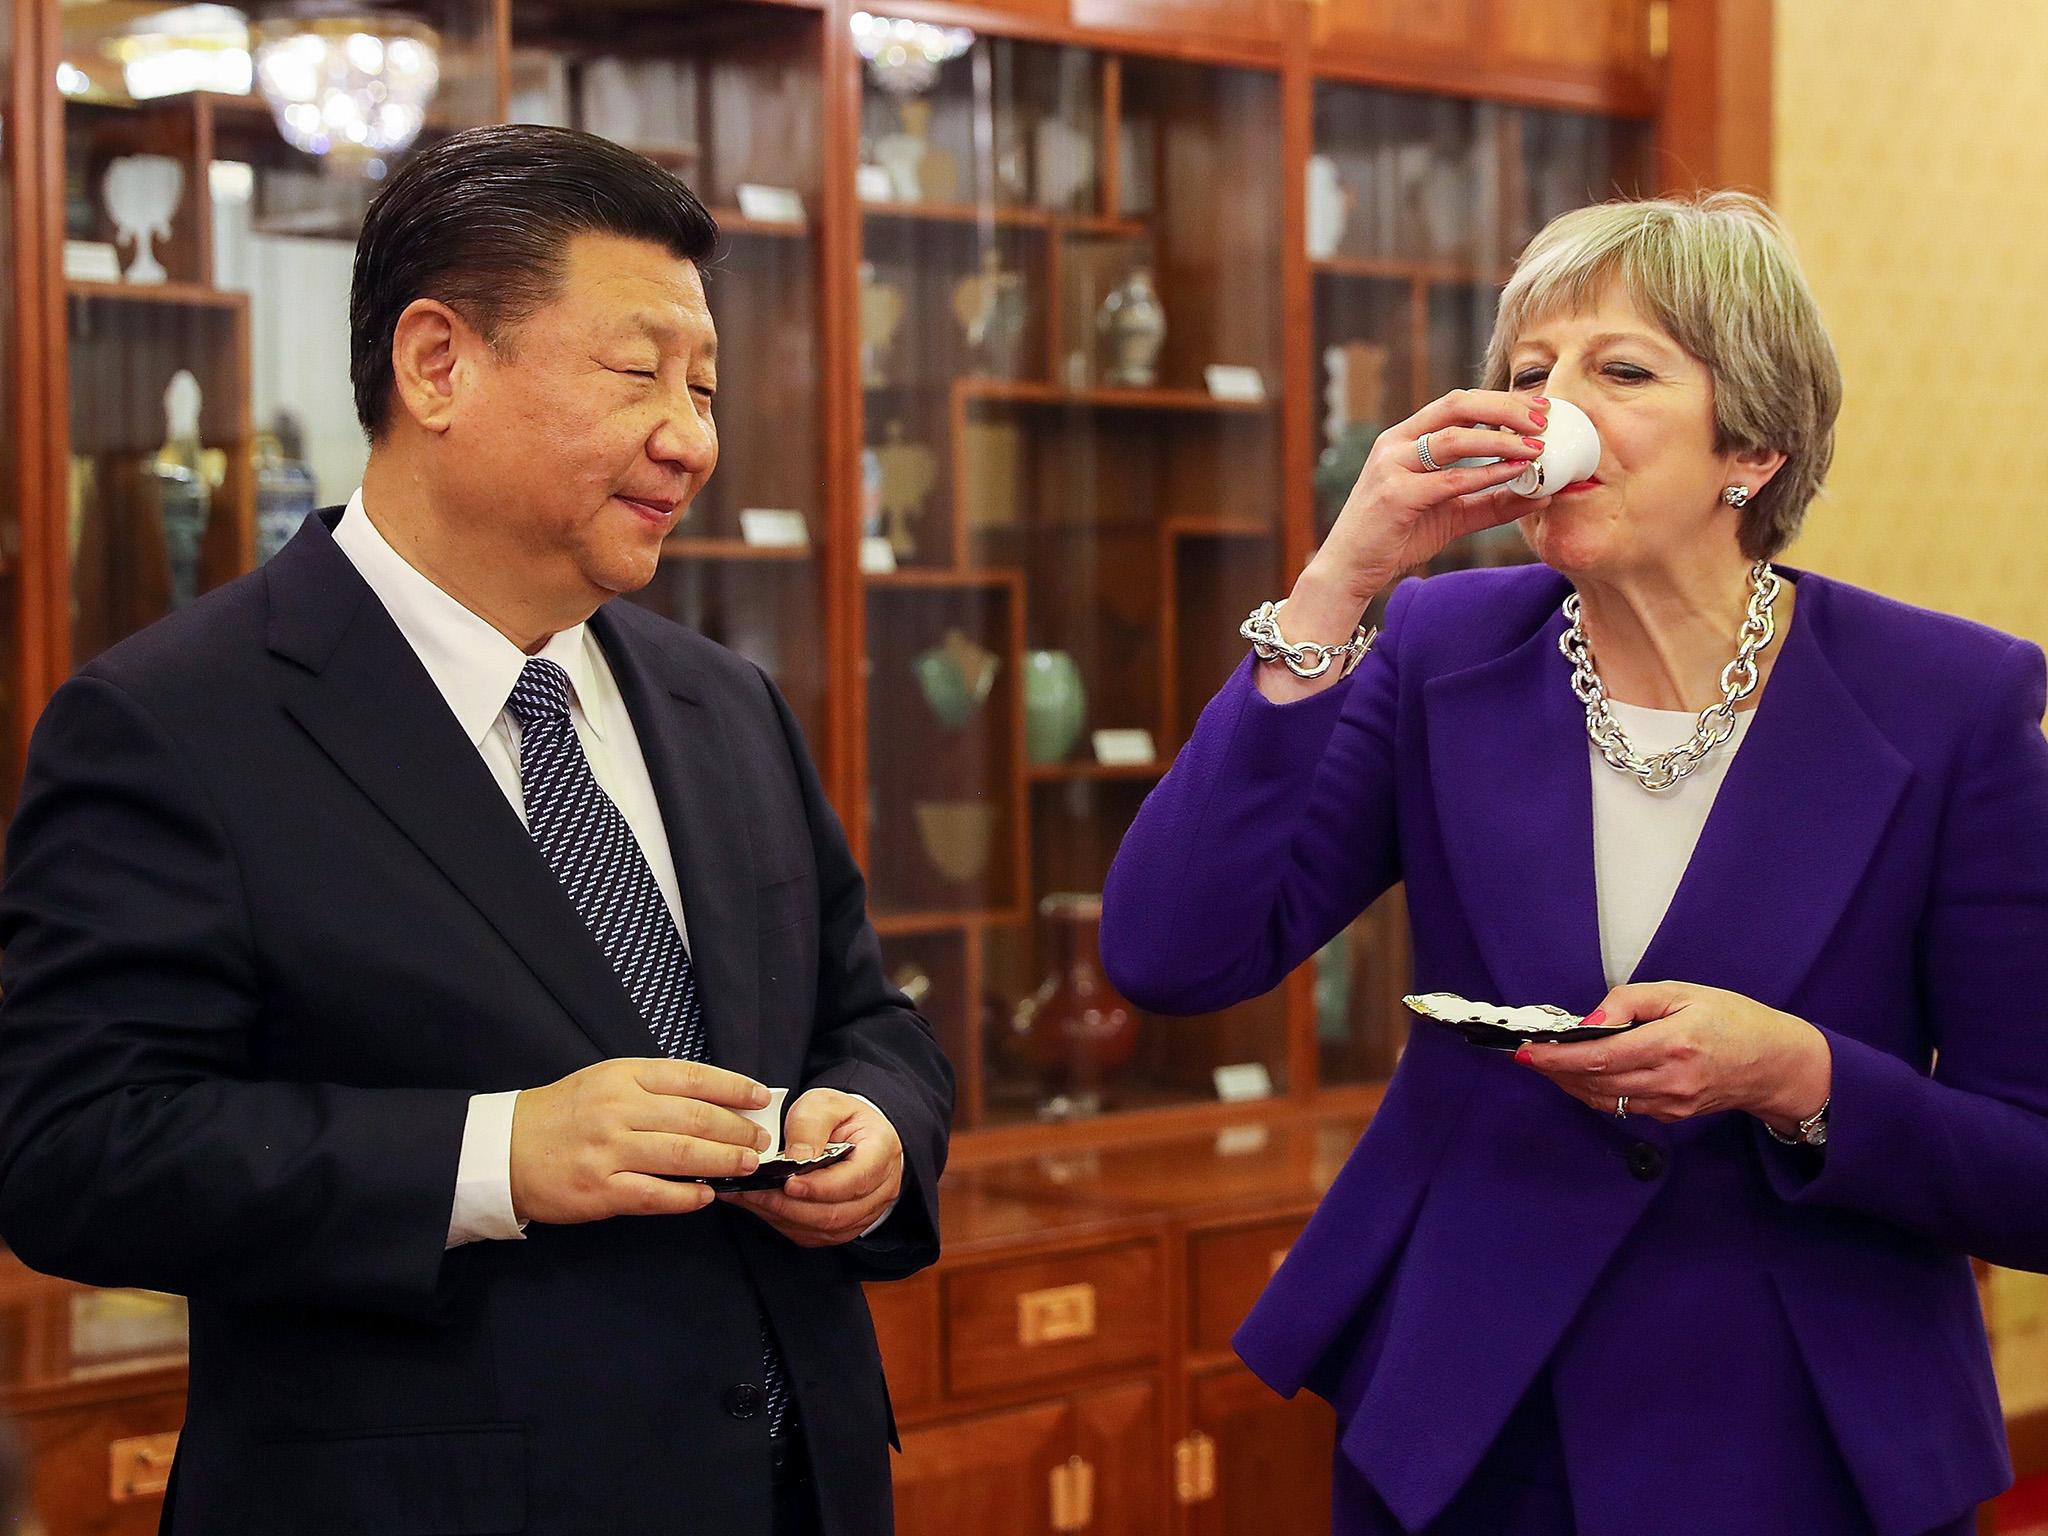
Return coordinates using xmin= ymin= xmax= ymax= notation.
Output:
xmin=0 ymin=125 xmax=952 ymax=1536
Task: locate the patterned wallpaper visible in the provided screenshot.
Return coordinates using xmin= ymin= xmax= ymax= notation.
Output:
xmin=1775 ymin=0 xmax=2048 ymax=648
xmin=1774 ymin=0 xmax=2048 ymax=1422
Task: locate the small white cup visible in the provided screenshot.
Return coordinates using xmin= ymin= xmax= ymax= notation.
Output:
xmin=1452 ymin=396 xmax=1602 ymax=497
xmin=740 ymin=1087 xmax=788 ymax=1161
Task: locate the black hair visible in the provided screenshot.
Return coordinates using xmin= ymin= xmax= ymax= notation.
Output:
xmin=349 ymin=123 xmax=719 ymax=438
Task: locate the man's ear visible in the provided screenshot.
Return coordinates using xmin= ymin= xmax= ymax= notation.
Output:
xmin=387 ymin=298 xmax=477 ymax=436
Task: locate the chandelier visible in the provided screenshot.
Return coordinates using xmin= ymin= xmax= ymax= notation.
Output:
xmin=850 ymin=12 xmax=974 ymax=96
xmin=251 ymin=5 xmax=440 ymax=161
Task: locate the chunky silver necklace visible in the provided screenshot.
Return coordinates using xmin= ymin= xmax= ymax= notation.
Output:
xmin=1558 ymin=560 xmax=1780 ymax=792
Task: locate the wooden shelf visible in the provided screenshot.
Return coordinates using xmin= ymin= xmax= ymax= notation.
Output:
xmin=865 ymin=568 xmax=1021 ymax=590
xmin=659 ymin=538 xmax=812 ymax=562
xmin=65 ymin=280 xmax=247 ymax=311
xmin=1312 ymin=254 xmax=1514 ymax=286
xmin=872 ymin=906 xmax=1025 ymax=930
xmin=872 ymin=911 xmax=979 ymax=937
xmin=1163 ymin=517 xmax=1276 ymax=539
xmin=1027 ymin=761 xmax=1166 ymax=783
xmin=956 ymin=380 xmax=1275 ymax=415
xmin=710 ymin=209 xmax=811 ymax=240
xmin=861 ymin=199 xmax=1147 ymax=240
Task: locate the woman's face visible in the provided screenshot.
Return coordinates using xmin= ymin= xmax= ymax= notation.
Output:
xmin=1503 ymin=282 xmax=1770 ymax=583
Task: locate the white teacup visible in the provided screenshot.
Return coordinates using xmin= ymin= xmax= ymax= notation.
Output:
xmin=1454 ymin=396 xmax=1602 ymax=497
xmin=740 ymin=1087 xmax=789 ymax=1161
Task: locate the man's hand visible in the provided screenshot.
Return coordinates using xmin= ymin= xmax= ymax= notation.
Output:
xmin=719 ymin=1088 xmax=904 ymax=1248
xmin=510 ymin=1059 xmax=774 ymax=1224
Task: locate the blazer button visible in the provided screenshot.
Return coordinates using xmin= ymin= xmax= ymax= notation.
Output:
xmin=724 ymin=1383 xmax=764 ymax=1420
xmin=1627 ymin=1143 xmax=1667 ymax=1182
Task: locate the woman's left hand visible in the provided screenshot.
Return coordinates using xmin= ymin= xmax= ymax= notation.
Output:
xmin=1515 ymin=981 xmax=1832 ymax=1132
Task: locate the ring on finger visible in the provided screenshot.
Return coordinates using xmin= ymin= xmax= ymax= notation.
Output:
xmin=1416 ymin=433 xmax=1445 ymax=473
xmin=1614 ymin=1094 xmax=1629 ymax=1119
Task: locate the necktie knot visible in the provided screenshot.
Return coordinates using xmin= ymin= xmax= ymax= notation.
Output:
xmin=507 ymin=657 xmax=573 ymax=726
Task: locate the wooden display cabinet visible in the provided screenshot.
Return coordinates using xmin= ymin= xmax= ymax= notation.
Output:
xmin=1305 ymin=77 xmax=1649 ymax=1087
xmin=1 ymin=0 xmax=33 ymax=811
xmin=857 ymin=34 xmax=1292 ymax=1133
xmin=9 ymin=5 xmax=1950 ymax=1536
xmin=507 ymin=0 xmax=841 ymax=754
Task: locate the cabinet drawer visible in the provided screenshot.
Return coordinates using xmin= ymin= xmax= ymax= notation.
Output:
xmin=867 ymin=1272 xmax=941 ymax=1418
xmin=15 ymin=1389 xmax=185 ymax=1536
xmin=944 ymin=1241 xmax=1164 ymax=1398
xmin=1188 ymin=1219 xmax=1304 ymax=1355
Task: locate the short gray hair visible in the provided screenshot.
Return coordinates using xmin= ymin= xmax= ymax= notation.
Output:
xmin=1481 ymin=192 xmax=1842 ymax=559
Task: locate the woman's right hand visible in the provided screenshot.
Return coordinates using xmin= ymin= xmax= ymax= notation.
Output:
xmin=1258 ymin=389 xmax=1552 ymax=705
xmin=1311 ymin=389 xmax=1554 ymax=605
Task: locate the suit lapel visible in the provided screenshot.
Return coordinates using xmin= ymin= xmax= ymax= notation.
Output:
xmin=590 ymin=604 xmax=761 ymax=1081
xmin=1425 ymin=597 xmax=1610 ymax=1014
xmin=266 ymin=512 xmax=660 ymax=1064
xmin=1629 ymin=574 xmax=1912 ymax=1004
xmin=1425 ymin=570 xmax=1911 ymax=1015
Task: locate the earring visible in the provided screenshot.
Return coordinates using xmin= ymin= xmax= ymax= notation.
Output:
xmin=1722 ymin=486 xmax=1752 ymax=509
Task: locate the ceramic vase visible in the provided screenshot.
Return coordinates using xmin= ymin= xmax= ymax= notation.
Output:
xmin=1023 ymin=650 xmax=1085 ymax=765
xmin=1009 ymin=892 xmax=1138 ymax=1110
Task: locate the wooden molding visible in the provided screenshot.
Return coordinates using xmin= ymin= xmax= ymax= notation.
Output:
xmin=1656 ymin=0 xmax=1772 ymax=197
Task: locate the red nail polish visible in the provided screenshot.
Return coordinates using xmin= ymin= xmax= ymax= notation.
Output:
xmin=1533 ymin=396 xmax=1551 ymax=406
xmin=1582 ymin=1008 xmax=1607 ymax=1028
xmin=1514 ymin=1044 xmax=1535 ymax=1064
xmin=1522 ymin=435 xmax=1545 ymax=450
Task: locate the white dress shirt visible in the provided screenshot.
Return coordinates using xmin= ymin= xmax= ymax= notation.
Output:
xmin=331 ymin=490 xmax=894 ymax=1247
xmin=1589 ymin=699 xmax=1756 ymax=989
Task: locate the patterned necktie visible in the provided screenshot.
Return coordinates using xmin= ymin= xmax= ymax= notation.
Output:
xmin=506 ymin=656 xmax=792 ymax=1437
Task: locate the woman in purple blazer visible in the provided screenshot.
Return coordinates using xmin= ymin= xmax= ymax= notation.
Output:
xmin=1102 ymin=192 xmax=2047 ymax=1536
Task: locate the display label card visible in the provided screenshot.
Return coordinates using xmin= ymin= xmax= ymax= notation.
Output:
xmin=736 ymin=184 xmax=806 ymax=226
xmin=64 ymin=241 xmax=121 ymax=283
xmin=1091 ymin=728 xmax=1157 ymax=766
xmin=1213 ymin=1062 xmax=1275 ymax=1103
xmin=1204 ymin=364 xmax=1267 ymax=403
xmin=739 ymin=508 xmax=810 ymax=549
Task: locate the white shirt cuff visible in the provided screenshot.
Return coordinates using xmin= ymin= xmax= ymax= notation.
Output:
xmin=447 ymin=1090 xmax=528 ymax=1248
xmin=446 ymin=1088 xmax=902 ymax=1246
xmin=840 ymin=1093 xmax=902 ymax=1240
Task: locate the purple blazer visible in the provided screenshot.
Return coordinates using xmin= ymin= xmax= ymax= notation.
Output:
xmin=1103 ymin=563 xmax=2048 ymax=1536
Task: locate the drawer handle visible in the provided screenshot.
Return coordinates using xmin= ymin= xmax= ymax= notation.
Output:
xmin=1270 ymin=1245 xmax=1290 ymax=1275
xmin=1174 ymin=1432 xmax=1218 ymax=1504
xmin=1050 ymin=1453 xmax=1095 ymax=1531
xmin=109 ymin=1431 xmax=178 ymax=1503
xmin=1017 ymin=1282 xmax=1096 ymax=1347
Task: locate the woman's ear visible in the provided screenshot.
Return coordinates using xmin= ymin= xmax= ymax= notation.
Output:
xmin=1728 ymin=442 xmax=1787 ymax=499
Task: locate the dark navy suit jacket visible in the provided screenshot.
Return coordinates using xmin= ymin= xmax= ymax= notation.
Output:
xmin=1105 ymin=563 xmax=2048 ymax=1536
xmin=0 ymin=508 xmax=954 ymax=1535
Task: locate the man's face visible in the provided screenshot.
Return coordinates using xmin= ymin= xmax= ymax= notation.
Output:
xmin=449 ymin=232 xmax=719 ymax=603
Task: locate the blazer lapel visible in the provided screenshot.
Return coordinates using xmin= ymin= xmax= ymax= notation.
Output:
xmin=1424 ymin=596 xmax=1610 ymax=1014
xmin=1629 ymin=573 xmax=1912 ymax=1005
xmin=589 ymin=604 xmax=761 ymax=1082
xmin=265 ymin=512 xmax=660 ymax=1064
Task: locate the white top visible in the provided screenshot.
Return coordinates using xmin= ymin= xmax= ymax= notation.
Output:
xmin=1589 ymin=699 xmax=1756 ymax=990
xmin=332 ymin=490 xmax=892 ymax=1247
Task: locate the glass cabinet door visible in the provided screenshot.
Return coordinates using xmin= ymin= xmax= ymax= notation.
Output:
xmin=853 ymin=20 xmax=1290 ymax=1128
xmin=1306 ymin=81 xmax=1648 ymax=1084
xmin=508 ymin=0 xmax=830 ymax=751
xmin=54 ymin=0 xmax=501 ymax=670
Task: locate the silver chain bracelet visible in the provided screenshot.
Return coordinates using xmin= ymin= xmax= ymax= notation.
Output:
xmin=1240 ymin=599 xmax=1378 ymax=680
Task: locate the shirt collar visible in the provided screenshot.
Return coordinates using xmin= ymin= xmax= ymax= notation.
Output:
xmin=331 ymin=487 xmax=608 ymax=747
